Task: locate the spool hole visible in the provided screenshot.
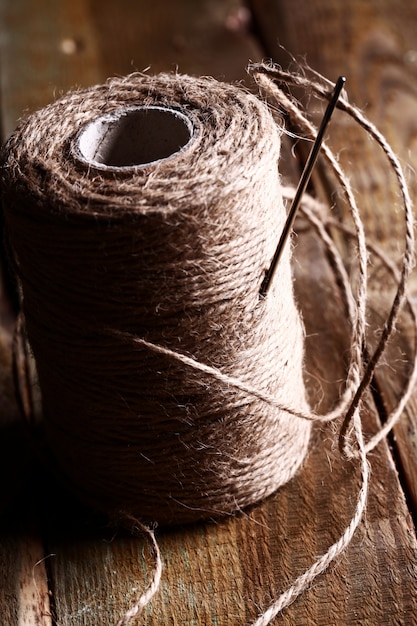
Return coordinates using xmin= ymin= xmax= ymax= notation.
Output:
xmin=76 ymin=106 xmax=195 ymax=169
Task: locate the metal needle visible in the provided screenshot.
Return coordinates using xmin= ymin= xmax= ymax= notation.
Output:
xmin=259 ymin=75 xmax=346 ymax=299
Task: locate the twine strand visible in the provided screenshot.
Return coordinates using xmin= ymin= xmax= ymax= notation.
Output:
xmin=112 ymin=68 xmax=416 ymax=625
xmin=251 ymin=69 xmax=368 ymax=428
xmin=252 ymin=412 xmax=369 ymax=626
xmin=291 ymin=189 xmax=417 ymax=454
xmin=2 ymin=72 xmax=313 ymax=527
xmin=250 ymin=63 xmax=416 ymax=452
xmin=114 ymin=517 xmax=162 ymax=626
xmin=247 ymin=65 xmax=415 ymax=624
xmin=1 ymin=67 xmax=415 ymax=626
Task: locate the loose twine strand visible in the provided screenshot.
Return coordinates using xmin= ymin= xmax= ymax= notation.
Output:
xmin=114 ymin=516 xmax=162 ymax=626
xmin=114 ymin=65 xmax=416 ymax=624
xmin=2 ymin=66 xmax=416 ymax=624
xmin=250 ymin=63 xmax=417 ymax=459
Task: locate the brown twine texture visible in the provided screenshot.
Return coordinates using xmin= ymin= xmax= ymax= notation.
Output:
xmin=1 ymin=66 xmax=416 ymax=625
xmin=0 ymin=72 xmax=311 ymax=526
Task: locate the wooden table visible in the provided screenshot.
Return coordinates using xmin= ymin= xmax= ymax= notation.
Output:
xmin=1 ymin=1 xmax=417 ymax=624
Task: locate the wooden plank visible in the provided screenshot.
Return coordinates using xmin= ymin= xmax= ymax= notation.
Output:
xmin=367 ymin=294 xmax=417 ymax=512
xmin=253 ymin=0 xmax=417 ymax=244
xmin=0 ymin=509 xmax=52 ymax=626
xmin=251 ymin=0 xmax=417 ymax=511
xmin=1 ymin=1 xmax=417 ymax=625
xmin=87 ymin=0 xmax=261 ymax=82
xmin=0 ymin=0 xmax=101 ymax=139
xmin=252 ymin=0 xmax=417 ymax=255
xmin=0 ymin=0 xmax=263 ymax=140
xmin=0 ymin=1 xmax=102 ymax=624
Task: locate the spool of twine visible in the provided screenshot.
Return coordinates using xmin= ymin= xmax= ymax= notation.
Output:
xmin=3 ymin=67 xmax=415 ymax=626
xmin=1 ymin=72 xmax=311 ymax=525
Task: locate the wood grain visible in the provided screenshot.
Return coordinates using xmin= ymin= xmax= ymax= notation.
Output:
xmin=252 ymin=0 xmax=417 ymax=516
xmin=0 ymin=0 xmax=101 ymax=139
xmin=1 ymin=1 xmax=417 ymax=625
xmin=252 ymin=0 xmax=417 ymax=253
xmin=87 ymin=0 xmax=262 ymax=82
xmin=0 ymin=509 xmax=52 ymax=626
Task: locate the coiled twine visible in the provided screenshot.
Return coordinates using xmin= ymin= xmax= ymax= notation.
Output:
xmin=1 ymin=73 xmax=310 ymax=525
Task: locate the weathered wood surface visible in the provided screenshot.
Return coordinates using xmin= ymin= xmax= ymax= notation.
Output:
xmin=1 ymin=1 xmax=417 ymax=625
xmin=253 ymin=0 xmax=417 ymax=516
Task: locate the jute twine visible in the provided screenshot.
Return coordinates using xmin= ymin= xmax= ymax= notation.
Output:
xmin=1 ymin=72 xmax=311 ymax=525
xmin=1 ymin=65 xmax=416 ymax=625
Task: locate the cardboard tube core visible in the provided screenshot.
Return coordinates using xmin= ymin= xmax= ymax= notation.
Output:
xmin=76 ymin=106 xmax=196 ymax=170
